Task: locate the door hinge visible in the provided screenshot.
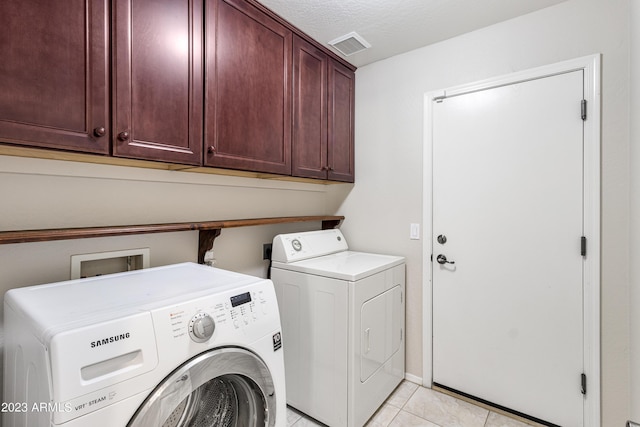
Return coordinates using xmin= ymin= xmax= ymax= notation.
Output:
xmin=581 ymin=373 xmax=587 ymax=395
xmin=581 ymin=236 xmax=587 ymax=257
xmin=581 ymin=99 xmax=587 ymax=121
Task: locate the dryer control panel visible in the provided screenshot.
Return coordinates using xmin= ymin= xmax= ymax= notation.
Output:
xmin=271 ymin=229 xmax=349 ymax=263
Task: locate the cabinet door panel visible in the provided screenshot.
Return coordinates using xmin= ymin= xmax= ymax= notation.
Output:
xmin=292 ymin=36 xmax=327 ymax=179
xmin=205 ymin=0 xmax=291 ymax=174
xmin=0 ymin=0 xmax=109 ymax=153
xmin=328 ymin=60 xmax=355 ymax=182
xmin=113 ymin=0 xmax=202 ymax=165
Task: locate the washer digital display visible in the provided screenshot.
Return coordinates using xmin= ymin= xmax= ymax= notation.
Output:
xmin=230 ymin=292 xmax=252 ymax=307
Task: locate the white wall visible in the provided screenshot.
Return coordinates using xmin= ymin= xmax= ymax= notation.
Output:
xmin=0 ymin=155 xmax=351 ymax=287
xmin=337 ymin=0 xmax=631 ymax=425
xmin=630 ymin=1 xmax=640 ymax=423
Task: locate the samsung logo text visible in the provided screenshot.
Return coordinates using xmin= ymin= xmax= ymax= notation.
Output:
xmin=90 ymin=332 xmax=130 ymax=348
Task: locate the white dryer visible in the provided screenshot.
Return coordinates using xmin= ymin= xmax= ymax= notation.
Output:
xmin=270 ymin=229 xmax=405 ymax=427
xmin=3 ymin=262 xmax=285 ymax=427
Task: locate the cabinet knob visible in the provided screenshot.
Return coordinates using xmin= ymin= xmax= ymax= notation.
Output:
xmin=93 ymin=126 xmax=106 ymax=137
xmin=118 ymin=131 xmax=130 ymax=141
xmin=207 ymin=146 xmax=215 ymax=154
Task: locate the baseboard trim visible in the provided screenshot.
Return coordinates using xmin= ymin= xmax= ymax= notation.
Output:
xmin=404 ymin=372 xmax=422 ymax=385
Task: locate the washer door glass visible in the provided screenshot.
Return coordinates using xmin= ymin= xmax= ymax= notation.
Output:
xmin=128 ymin=347 xmax=276 ymax=427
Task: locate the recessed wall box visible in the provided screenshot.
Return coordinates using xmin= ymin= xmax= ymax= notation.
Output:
xmin=71 ymin=248 xmax=150 ymax=279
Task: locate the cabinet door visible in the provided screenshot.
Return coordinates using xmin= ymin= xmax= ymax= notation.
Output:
xmin=328 ymin=60 xmax=355 ymax=182
xmin=292 ymin=36 xmax=328 ymax=180
xmin=205 ymin=0 xmax=292 ymax=174
xmin=113 ymin=0 xmax=203 ymax=165
xmin=0 ymin=0 xmax=109 ymax=154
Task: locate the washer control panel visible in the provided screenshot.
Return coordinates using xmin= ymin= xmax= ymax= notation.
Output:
xmin=228 ymin=290 xmax=269 ymax=330
xmin=189 ymin=312 xmax=215 ymax=342
xmin=170 ymin=285 xmax=272 ymax=343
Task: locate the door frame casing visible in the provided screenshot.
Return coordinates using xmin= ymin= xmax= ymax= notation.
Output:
xmin=422 ymin=54 xmax=601 ymax=426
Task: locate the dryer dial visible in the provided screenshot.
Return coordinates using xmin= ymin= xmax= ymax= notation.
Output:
xmin=189 ymin=312 xmax=215 ymax=342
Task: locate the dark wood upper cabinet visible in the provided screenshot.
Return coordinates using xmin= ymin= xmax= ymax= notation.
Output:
xmin=328 ymin=59 xmax=355 ymax=182
xmin=204 ymin=0 xmax=292 ymax=175
xmin=292 ymin=36 xmax=328 ymax=180
xmin=292 ymin=36 xmax=355 ymax=183
xmin=0 ymin=0 xmax=109 ymax=154
xmin=113 ymin=0 xmax=203 ymax=165
xmin=1 ymin=0 xmax=354 ymax=181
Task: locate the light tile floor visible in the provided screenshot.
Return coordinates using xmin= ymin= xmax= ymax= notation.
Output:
xmin=286 ymin=381 xmax=536 ymax=427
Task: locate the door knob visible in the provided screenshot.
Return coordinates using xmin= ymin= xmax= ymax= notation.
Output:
xmin=436 ymin=254 xmax=455 ymax=265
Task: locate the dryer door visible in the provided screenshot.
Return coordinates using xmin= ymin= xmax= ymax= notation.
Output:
xmin=360 ymin=284 xmax=403 ymax=382
xmin=128 ymin=347 xmax=276 ymax=427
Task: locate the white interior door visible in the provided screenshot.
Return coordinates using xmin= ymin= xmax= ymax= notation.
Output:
xmin=432 ymin=70 xmax=585 ymax=427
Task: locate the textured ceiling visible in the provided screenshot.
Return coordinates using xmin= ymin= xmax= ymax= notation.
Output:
xmin=257 ymin=0 xmax=569 ymax=67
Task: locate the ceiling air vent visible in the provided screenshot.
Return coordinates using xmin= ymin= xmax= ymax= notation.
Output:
xmin=328 ymin=31 xmax=371 ymax=56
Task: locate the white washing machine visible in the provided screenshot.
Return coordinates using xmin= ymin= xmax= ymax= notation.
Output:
xmin=3 ymin=262 xmax=285 ymax=427
xmin=270 ymin=229 xmax=405 ymax=427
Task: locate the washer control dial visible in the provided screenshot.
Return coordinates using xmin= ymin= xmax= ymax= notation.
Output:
xmin=189 ymin=312 xmax=215 ymax=343
xmin=291 ymin=239 xmax=302 ymax=251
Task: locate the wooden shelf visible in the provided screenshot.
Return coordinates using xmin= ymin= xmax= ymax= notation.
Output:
xmin=0 ymin=215 xmax=344 ymax=264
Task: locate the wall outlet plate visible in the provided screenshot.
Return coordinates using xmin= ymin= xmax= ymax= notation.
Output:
xmin=263 ymin=243 xmax=272 ymax=260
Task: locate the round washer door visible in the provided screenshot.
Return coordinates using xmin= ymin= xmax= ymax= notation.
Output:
xmin=128 ymin=347 xmax=277 ymax=427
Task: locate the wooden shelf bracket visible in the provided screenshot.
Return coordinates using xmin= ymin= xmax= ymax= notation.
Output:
xmin=198 ymin=228 xmax=222 ymax=264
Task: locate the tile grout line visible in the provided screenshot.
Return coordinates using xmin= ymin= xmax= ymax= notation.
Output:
xmin=400 ymin=383 xmax=420 ymax=409
xmin=395 ymin=382 xmax=447 ymax=427
xmin=373 ymin=382 xmax=421 ymax=427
